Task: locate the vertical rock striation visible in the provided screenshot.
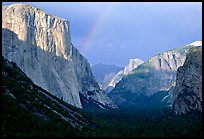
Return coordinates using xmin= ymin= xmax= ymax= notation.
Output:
xmin=2 ymin=4 xmax=115 ymax=109
xmin=172 ymin=47 xmax=202 ymax=115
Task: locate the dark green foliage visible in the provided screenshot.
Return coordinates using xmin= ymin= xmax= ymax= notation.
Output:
xmin=2 ymin=57 xmax=203 ymax=137
xmin=2 ymin=57 xmax=94 ymax=137
xmin=82 ymin=107 xmax=202 ymax=137
xmin=2 ymin=93 xmax=83 ymax=137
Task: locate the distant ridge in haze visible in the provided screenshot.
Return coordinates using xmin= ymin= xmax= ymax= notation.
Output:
xmin=91 ymin=63 xmax=123 ymax=90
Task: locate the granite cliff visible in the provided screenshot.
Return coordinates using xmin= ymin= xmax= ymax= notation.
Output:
xmin=2 ymin=4 xmax=115 ymax=109
xmin=172 ymin=47 xmax=202 ymax=115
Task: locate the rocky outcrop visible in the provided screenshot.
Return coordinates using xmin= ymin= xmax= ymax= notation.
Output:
xmin=123 ymin=59 xmax=144 ymax=75
xmin=107 ymin=59 xmax=144 ymax=92
xmin=172 ymin=47 xmax=202 ymax=115
xmin=2 ymin=4 xmax=115 ymax=109
xmin=108 ymin=41 xmax=202 ymax=107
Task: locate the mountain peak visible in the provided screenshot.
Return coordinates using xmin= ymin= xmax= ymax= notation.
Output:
xmin=3 ymin=3 xmax=67 ymax=22
xmin=129 ymin=58 xmax=144 ymax=63
xmin=188 ymin=41 xmax=202 ymax=47
xmin=4 ymin=3 xmax=34 ymax=7
xmin=124 ymin=58 xmax=144 ymax=75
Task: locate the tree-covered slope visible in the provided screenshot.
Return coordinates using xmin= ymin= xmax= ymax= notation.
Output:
xmin=2 ymin=56 xmax=96 ymax=137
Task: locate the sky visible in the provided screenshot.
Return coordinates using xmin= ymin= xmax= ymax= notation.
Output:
xmin=2 ymin=2 xmax=202 ymax=67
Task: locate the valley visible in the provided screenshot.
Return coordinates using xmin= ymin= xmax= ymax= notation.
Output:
xmin=82 ymin=107 xmax=202 ymax=137
xmin=1 ymin=3 xmax=202 ymax=137
xmin=2 ymin=55 xmax=202 ymax=137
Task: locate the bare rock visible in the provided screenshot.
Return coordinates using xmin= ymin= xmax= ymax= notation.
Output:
xmin=2 ymin=4 xmax=115 ymax=109
xmin=173 ymin=47 xmax=202 ymax=115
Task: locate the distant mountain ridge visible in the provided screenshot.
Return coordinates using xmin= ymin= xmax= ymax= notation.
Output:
xmin=92 ymin=59 xmax=144 ymax=94
xmin=91 ymin=63 xmax=123 ymax=90
xmin=107 ymin=58 xmax=144 ymax=92
xmin=108 ymin=41 xmax=202 ymax=108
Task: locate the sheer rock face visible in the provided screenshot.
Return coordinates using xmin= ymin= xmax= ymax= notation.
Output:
xmin=123 ymin=59 xmax=144 ymax=75
xmin=2 ymin=4 xmax=115 ymax=109
xmin=173 ymin=47 xmax=202 ymax=115
xmin=109 ymin=41 xmax=202 ymax=107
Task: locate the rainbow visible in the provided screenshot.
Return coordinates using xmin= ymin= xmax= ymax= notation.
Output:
xmin=79 ymin=4 xmax=112 ymax=52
